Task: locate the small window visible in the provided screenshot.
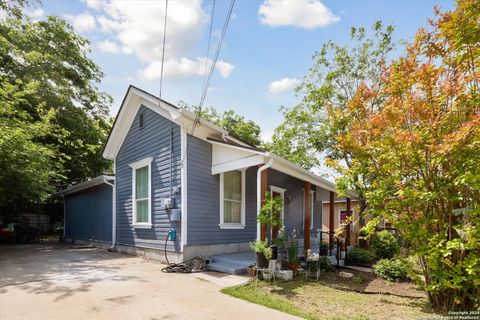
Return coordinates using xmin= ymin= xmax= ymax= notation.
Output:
xmin=129 ymin=157 xmax=153 ymax=228
xmin=219 ymin=170 xmax=246 ymax=229
xmin=135 ymin=166 xmax=149 ymax=223
xmin=139 ymin=113 xmax=144 ymax=129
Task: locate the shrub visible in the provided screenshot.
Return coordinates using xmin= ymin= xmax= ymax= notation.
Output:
xmin=346 ymin=247 xmax=376 ymax=265
xmin=373 ymin=258 xmax=408 ymax=281
xmin=287 ymin=240 xmax=299 ymax=265
xmin=372 ymin=230 xmax=399 ymax=259
xmin=319 ymin=256 xmax=335 ymax=272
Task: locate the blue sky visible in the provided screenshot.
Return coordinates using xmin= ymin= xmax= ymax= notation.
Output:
xmin=35 ymin=0 xmax=454 ymax=142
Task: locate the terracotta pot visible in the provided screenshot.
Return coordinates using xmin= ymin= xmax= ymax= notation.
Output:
xmin=286 ymin=263 xmax=299 ymax=276
xmin=247 ymin=266 xmax=257 ymax=277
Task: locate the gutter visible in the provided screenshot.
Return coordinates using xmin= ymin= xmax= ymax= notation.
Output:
xmin=103 ymin=171 xmax=116 ymax=249
xmin=256 ymin=158 xmax=274 ymax=240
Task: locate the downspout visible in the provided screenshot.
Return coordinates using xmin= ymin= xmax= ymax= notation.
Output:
xmin=104 ymin=163 xmax=116 ymax=249
xmin=257 ymin=158 xmax=274 ymax=240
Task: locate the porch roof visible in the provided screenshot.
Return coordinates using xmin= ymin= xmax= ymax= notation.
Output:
xmin=208 ymin=138 xmax=357 ymax=198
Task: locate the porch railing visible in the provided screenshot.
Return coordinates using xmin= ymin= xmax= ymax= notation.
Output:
xmin=318 ymin=230 xmax=345 ymax=267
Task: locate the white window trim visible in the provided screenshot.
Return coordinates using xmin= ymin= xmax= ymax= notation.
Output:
xmin=269 ymin=185 xmax=286 ymax=228
xmin=302 ymin=189 xmax=315 ymax=230
xmin=219 ymin=169 xmax=246 ymax=229
xmin=129 ymin=157 xmax=153 ymax=229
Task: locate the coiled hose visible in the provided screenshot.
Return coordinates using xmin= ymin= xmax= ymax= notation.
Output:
xmin=161 ymin=232 xmax=206 ymax=273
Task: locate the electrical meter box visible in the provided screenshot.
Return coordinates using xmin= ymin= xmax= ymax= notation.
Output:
xmin=170 ymin=209 xmax=182 ymax=222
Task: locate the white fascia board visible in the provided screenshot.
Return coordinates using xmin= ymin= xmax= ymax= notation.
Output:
xmin=212 ymin=155 xmax=265 ymax=175
xmin=269 ymin=155 xmax=339 ymax=194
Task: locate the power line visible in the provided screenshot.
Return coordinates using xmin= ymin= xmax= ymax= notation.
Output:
xmin=158 ymin=0 xmax=169 ymax=101
xmin=198 ymin=0 xmax=235 ymax=110
xmin=202 ymin=0 xmax=216 ymax=92
xmin=184 ymin=0 xmax=236 ymax=165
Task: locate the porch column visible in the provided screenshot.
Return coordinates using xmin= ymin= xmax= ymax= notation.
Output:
xmin=260 ymin=168 xmax=268 ymax=241
xmin=329 ymin=191 xmax=335 ymax=250
xmin=304 ymin=181 xmax=311 ymax=251
xmin=346 ymin=197 xmax=351 ymax=247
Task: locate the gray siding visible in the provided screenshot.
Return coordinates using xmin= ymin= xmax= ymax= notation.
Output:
xmin=65 ymin=184 xmax=112 ymax=243
xmin=186 ymin=135 xmax=257 ymax=246
xmin=115 ymin=105 xmax=182 ymax=251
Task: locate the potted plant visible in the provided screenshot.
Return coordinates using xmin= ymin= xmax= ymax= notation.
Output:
xmin=257 ymin=192 xmax=284 ymax=258
xmin=272 ymin=226 xmax=287 ymax=260
xmin=250 ymin=239 xmax=272 ymax=268
xmin=319 ymin=242 xmax=329 ymax=256
xmin=286 ymin=239 xmax=300 ymax=276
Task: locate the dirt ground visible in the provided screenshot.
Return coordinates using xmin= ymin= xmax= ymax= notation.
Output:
xmin=0 ymin=242 xmax=299 ymax=320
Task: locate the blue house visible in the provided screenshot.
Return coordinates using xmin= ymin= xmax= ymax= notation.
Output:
xmin=61 ymin=85 xmax=356 ymax=272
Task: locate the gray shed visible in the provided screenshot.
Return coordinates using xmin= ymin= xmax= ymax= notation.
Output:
xmin=60 ymin=175 xmax=114 ymax=245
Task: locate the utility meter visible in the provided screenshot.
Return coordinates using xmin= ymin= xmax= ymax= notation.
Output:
xmin=163 ymin=197 xmax=172 ymax=209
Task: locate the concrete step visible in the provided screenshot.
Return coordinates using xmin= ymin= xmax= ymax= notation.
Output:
xmin=207 ymin=261 xmax=249 ymax=275
xmin=210 ymin=252 xmax=254 ymax=264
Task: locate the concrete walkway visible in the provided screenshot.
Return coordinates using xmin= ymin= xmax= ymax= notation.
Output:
xmin=0 ymin=242 xmax=300 ymax=320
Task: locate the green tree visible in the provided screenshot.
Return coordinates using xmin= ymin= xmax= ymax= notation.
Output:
xmin=181 ymin=103 xmax=262 ymax=147
xmin=336 ymin=0 xmax=480 ymax=311
xmin=0 ymin=4 xmax=112 ymax=216
xmin=269 ymin=22 xmax=396 ymax=211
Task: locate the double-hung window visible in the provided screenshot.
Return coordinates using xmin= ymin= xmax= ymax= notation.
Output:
xmin=129 ymin=157 xmax=153 ymax=228
xmin=219 ymin=170 xmax=246 ymax=229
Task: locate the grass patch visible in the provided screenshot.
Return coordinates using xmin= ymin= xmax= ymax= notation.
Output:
xmin=222 ymin=271 xmax=436 ymax=320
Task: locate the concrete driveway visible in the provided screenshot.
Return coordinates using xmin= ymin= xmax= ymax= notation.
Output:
xmin=0 ymin=242 xmax=299 ymax=320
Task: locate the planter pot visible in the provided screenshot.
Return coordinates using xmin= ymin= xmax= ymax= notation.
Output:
xmin=247 ymin=266 xmax=257 ymax=277
xmin=270 ymin=245 xmax=278 ymax=260
xmin=286 ymin=263 xmax=299 ymax=277
xmin=256 ymin=252 xmax=268 ymax=268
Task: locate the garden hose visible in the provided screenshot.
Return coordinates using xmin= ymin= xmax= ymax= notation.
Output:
xmin=161 ymin=232 xmax=206 ymax=273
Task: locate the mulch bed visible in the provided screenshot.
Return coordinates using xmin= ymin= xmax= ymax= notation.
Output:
xmin=317 ymin=269 xmax=425 ymax=298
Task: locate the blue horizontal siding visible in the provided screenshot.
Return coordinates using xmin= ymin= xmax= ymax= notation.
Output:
xmin=186 ymin=135 xmax=257 ymax=246
xmin=64 ymin=184 xmax=112 ymax=243
xmin=115 ymin=105 xmax=182 ymax=252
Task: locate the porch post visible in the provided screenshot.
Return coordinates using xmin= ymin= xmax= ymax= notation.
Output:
xmin=329 ymin=191 xmax=335 ymax=250
xmin=260 ymin=168 xmax=268 ymax=241
xmin=346 ymin=197 xmax=351 ymax=247
xmin=304 ymin=181 xmax=311 ymax=251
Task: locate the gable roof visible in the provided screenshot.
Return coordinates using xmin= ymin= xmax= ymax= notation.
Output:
xmin=103 ymin=85 xmax=357 ymax=198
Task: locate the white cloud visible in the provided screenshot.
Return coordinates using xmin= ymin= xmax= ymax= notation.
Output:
xmin=27 ymin=8 xmax=44 ymax=19
xmin=269 ymin=77 xmax=300 ymax=93
xmin=97 ymin=39 xmax=121 ymax=54
xmin=65 ymin=12 xmax=96 ymax=33
xmin=88 ymin=0 xmax=234 ymax=80
xmin=97 ymin=15 xmax=122 ymax=33
xmin=258 ymin=0 xmax=339 ymax=30
xmin=141 ymin=57 xmax=234 ymax=80
xmin=84 ymin=0 xmax=102 ymax=10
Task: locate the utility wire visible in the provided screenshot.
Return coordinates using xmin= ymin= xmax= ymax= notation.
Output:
xmin=158 ymin=0 xmax=169 ymax=101
xmin=202 ymin=0 xmax=216 ymax=93
xmin=183 ymin=0 xmax=236 ymax=166
xmin=198 ymin=0 xmax=235 ymax=110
